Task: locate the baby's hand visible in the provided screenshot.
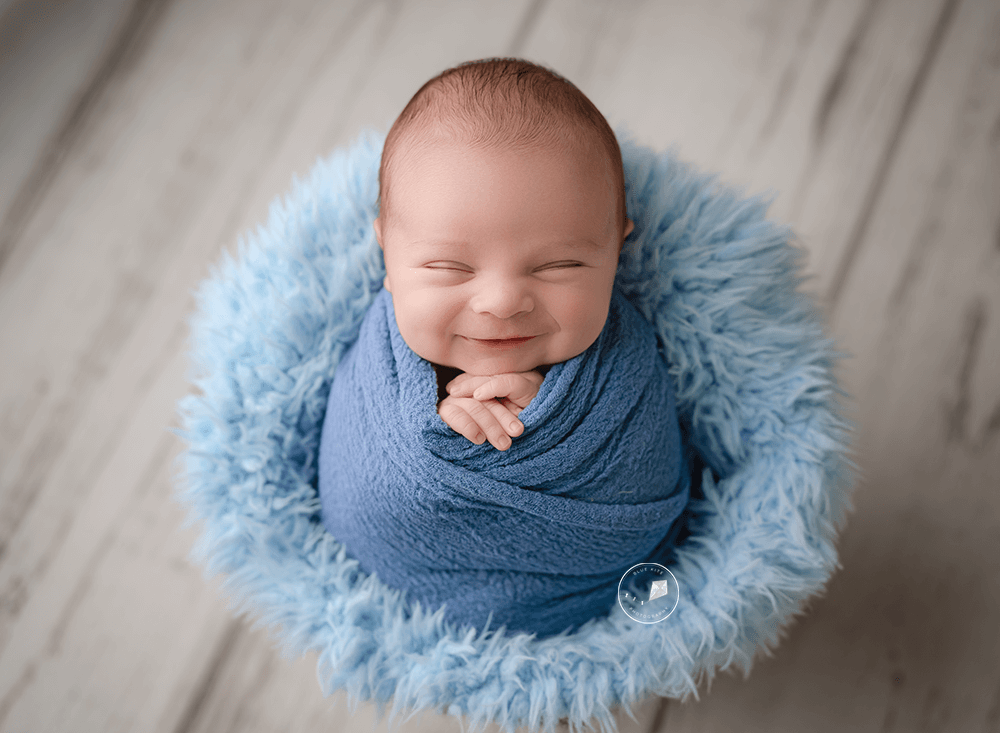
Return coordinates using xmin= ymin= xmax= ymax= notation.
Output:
xmin=446 ymin=371 xmax=544 ymax=416
xmin=437 ymin=371 xmax=544 ymax=451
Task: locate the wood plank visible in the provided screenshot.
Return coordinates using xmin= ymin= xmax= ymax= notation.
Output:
xmin=0 ymin=0 xmax=137 ymax=271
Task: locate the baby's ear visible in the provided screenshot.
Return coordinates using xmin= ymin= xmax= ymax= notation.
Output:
xmin=374 ymin=218 xmax=392 ymax=291
xmin=617 ymin=218 xmax=635 ymax=255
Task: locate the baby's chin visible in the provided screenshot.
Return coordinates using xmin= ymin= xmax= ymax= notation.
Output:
xmin=425 ymin=347 xmax=544 ymax=376
xmin=449 ymin=356 xmax=544 ymax=377
xmin=421 ymin=340 xmax=592 ymax=376
xmin=445 ymin=348 xmax=571 ymax=376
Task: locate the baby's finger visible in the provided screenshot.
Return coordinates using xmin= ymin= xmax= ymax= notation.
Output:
xmin=461 ymin=398 xmax=514 ymax=450
xmin=472 ymin=373 xmax=539 ymax=407
xmin=445 ymin=373 xmax=491 ymax=397
xmin=437 ymin=400 xmax=486 ymax=445
xmin=480 ymin=397 xmax=524 ymax=437
xmin=499 ymin=397 xmax=525 ymax=420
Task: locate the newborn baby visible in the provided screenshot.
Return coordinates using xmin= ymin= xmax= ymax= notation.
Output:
xmin=375 ymin=72 xmax=633 ymax=451
xmin=319 ymin=58 xmax=691 ymax=638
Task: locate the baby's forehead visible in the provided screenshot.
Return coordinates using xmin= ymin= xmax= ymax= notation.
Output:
xmin=390 ymin=120 xmax=607 ymax=176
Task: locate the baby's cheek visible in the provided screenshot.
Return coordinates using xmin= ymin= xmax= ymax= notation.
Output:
xmin=576 ymin=296 xmax=613 ymax=347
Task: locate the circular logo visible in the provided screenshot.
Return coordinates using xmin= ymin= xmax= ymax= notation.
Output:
xmin=617 ymin=563 xmax=679 ymax=624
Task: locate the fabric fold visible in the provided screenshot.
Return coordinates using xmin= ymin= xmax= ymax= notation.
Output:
xmin=318 ymin=287 xmax=691 ymax=637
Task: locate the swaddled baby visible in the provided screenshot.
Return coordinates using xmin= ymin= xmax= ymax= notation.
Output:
xmin=318 ymin=58 xmax=691 ymax=638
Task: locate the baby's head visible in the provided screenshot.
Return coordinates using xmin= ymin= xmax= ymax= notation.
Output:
xmin=375 ymin=58 xmax=634 ymax=376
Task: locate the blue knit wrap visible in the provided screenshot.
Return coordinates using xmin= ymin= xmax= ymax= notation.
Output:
xmin=318 ymin=286 xmax=691 ymax=638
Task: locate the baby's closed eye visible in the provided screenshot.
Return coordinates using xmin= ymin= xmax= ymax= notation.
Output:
xmin=425 ymin=261 xmax=472 ymax=272
xmin=422 ymin=261 xmax=585 ymax=274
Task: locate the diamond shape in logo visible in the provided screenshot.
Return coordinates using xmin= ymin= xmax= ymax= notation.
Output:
xmin=648 ymin=579 xmax=670 ymax=601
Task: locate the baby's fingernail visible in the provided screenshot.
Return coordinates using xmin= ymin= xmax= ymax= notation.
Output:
xmin=509 ymin=420 xmax=521 ymax=432
xmin=473 ymin=432 xmax=484 ymax=443
xmin=498 ymin=436 xmax=511 ymax=450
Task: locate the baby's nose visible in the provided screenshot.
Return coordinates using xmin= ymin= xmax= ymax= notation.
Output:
xmin=469 ymin=276 xmax=533 ymax=319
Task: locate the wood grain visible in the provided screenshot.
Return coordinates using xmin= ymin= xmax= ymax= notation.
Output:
xmin=0 ymin=0 xmax=997 ymax=731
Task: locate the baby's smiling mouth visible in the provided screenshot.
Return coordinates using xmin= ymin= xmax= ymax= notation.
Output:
xmin=466 ymin=335 xmax=537 ymax=350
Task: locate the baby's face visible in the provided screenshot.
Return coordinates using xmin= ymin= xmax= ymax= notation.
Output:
xmin=375 ymin=137 xmax=632 ymax=376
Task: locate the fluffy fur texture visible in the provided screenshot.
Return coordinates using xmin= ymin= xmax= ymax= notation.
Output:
xmin=175 ymin=130 xmax=856 ymax=733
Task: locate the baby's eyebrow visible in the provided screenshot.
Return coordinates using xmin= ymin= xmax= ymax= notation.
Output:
xmin=560 ymin=238 xmax=604 ymax=250
xmin=407 ymin=238 xmax=604 ymax=250
xmin=407 ymin=239 xmax=468 ymax=248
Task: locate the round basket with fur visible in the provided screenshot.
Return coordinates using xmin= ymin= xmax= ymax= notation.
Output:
xmin=175 ymin=130 xmax=856 ymax=733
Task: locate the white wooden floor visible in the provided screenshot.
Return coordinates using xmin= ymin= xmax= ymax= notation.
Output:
xmin=1 ymin=0 xmax=998 ymax=731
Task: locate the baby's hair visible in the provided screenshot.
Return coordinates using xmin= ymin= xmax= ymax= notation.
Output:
xmin=378 ymin=57 xmax=628 ymax=237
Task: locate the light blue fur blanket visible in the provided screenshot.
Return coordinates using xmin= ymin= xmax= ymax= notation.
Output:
xmin=318 ymin=285 xmax=692 ymax=638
